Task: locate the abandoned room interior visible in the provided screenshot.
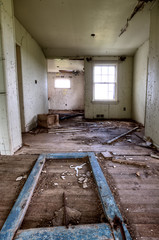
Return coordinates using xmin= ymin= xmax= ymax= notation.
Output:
xmin=0 ymin=0 xmax=159 ymax=239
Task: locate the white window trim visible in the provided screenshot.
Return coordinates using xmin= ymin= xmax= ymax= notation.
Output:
xmin=92 ymin=61 xmax=118 ymax=103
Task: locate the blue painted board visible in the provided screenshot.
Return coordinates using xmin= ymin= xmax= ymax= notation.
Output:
xmin=0 ymin=154 xmax=46 ymax=240
xmin=88 ymin=152 xmax=132 ymax=240
xmin=0 ymin=152 xmax=132 ymax=240
xmin=15 ymin=223 xmax=113 ymax=240
xmin=46 ymin=152 xmax=89 ymax=159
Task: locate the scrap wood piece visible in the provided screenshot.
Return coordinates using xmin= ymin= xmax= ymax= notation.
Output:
xmin=111 ymin=158 xmax=148 ymax=168
xmin=101 ymin=151 xmax=113 ymax=160
xmin=150 ymin=154 xmax=159 ymax=159
xmin=23 ymin=143 xmax=30 ymax=148
xmin=60 ymin=113 xmax=84 ymax=120
xmin=105 ymin=126 xmax=139 ymax=145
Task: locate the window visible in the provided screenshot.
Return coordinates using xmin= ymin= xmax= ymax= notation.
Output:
xmin=55 ymin=78 xmax=70 ymax=89
xmin=93 ymin=63 xmax=117 ymax=101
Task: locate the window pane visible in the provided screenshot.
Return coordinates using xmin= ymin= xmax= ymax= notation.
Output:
xmin=101 ymin=75 xmax=108 ymax=82
xmin=108 ymin=66 xmax=115 ymax=75
xmin=94 ymin=83 xmax=115 ymax=100
xmin=94 ymin=66 xmax=101 ymax=75
xmin=94 ymin=75 xmax=102 ymax=83
xmin=93 ymin=64 xmax=117 ymax=101
xmin=94 ymin=84 xmax=107 ymax=100
xmin=102 ymin=66 xmax=109 ymax=74
xmin=108 ymin=75 xmax=115 ymax=82
xmin=55 ymin=79 xmax=70 ymax=88
xmin=94 ymin=65 xmax=116 ymax=83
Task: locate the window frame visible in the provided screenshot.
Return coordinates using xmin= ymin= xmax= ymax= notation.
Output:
xmin=92 ymin=61 xmax=118 ymax=103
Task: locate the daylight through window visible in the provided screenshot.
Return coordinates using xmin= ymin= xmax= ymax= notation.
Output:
xmin=93 ymin=64 xmax=117 ymax=101
xmin=55 ymin=79 xmax=71 ymax=89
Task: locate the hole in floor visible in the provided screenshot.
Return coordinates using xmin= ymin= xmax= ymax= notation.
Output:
xmin=21 ymin=157 xmax=106 ymax=229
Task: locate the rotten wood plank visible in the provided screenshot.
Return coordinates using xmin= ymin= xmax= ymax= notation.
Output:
xmin=15 ymin=223 xmax=113 ymax=240
xmin=105 ymin=127 xmax=139 ymax=145
xmin=111 ymin=158 xmax=148 ymax=168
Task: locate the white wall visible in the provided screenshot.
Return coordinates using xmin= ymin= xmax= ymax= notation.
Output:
xmin=15 ymin=18 xmax=48 ymax=131
xmin=48 ymin=72 xmax=84 ymax=110
xmin=84 ymin=56 xmax=133 ymax=119
xmin=145 ymin=2 xmax=159 ymax=147
xmin=0 ymin=0 xmax=22 ymax=155
xmin=132 ymin=40 xmax=149 ymax=125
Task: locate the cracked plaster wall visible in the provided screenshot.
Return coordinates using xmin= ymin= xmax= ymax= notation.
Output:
xmin=48 ymin=72 xmax=84 ymax=111
xmin=15 ymin=18 xmax=48 ymax=132
xmin=132 ymin=40 xmax=149 ymax=125
xmin=145 ymin=1 xmax=159 ymax=147
xmin=0 ymin=0 xmax=22 ymax=155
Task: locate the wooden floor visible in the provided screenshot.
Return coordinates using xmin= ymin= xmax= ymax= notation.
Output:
xmin=21 ymin=157 xmax=104 ymax=229
xmin=0 ymin=118 xmax=159 ymax=239
xmin=99 ymin=154 xmax=159 ymax=240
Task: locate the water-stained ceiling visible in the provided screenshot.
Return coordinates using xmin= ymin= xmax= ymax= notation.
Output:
xmin=13 ymin=0 xmax=153 ymax=57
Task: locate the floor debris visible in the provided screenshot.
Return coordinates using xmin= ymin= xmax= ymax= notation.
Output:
xmin=136 ymin=171 xmax=140 ymax=177
xmin=61 ymin=176 xmax=66 ymax=180
xmin=101 ymin=151 xmax=113 ymax=160
xmin=70 ymin=163 xmax=86 ymax=176
xmin=150 ymin=153 xmax=159 ymax=159
xmin=111 ymin=158 xmax=148 ymax=168
xmin=16 ymin=175 xmax=27 ymax=181
xmin=86 ymin=171 xmax=91 ymax=177
xmin=105 ymin=126 xmax=139 ymax=144
xmin=83 ymin=182 xmax=88 ymax=189
xmin=54 ymin=183 xmax=58 ymax=186
xmin=52 ymin=206 xmax=81 ymax=227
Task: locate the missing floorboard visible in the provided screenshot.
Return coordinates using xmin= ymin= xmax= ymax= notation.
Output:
xmin=21 ymin=157 xmax=105 ymax=229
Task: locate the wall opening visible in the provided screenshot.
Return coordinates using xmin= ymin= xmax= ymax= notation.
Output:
xmin=16 ymin=44 xmax=25 ymax=132
xmin=47 ymin=59 xmax=84 ymax=111
xmin=54 ymin=78 xmax=71 ymax=89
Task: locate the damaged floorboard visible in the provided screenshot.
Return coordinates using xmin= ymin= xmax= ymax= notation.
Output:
xmin=0 ymin=119 xmax=159 ymax=239
xmin=16 ymin=118 xmax=153 ymax=155
xmin=99 ymin=154 xmax=159 ymax=240
xmin=20 ymin=157 xmax=104 ymax=229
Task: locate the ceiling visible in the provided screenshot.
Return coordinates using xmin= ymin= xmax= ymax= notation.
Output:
xmin=13 ymin=0 xmax=152 ymax=58
xmin=48 ymin=59 xmax=84 ymax=72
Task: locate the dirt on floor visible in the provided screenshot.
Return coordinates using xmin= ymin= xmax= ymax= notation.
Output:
xmin=1 ymin=116 xmax=159 ymax=239
xmin=98 ymin=152 xmax=159 ymax=240
xmin=21 ymin=157 xmax=106 ymax=229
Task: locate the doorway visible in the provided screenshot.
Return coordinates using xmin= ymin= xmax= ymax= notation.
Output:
xmin=16 ymin=44 xmax=25 ymax=132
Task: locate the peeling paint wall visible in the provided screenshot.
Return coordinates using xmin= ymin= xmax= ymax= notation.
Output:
xmin=132 ymin=40 xmax=149 ymax=125
xmin=84 ymin=57 xmax=133 ymax=119
xmin=48 ymin=72 xmax=84 ymax=110
xmin=14 ymin=18 xmax=48 ymax=131
xmin=145 ymin=1 xmax=159 ymax=147
xmin=0 ymin=0 xmax=22 ymax=155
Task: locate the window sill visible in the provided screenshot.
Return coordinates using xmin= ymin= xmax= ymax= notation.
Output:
xmin=91 ymin=100 xmax=119 ymax=105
